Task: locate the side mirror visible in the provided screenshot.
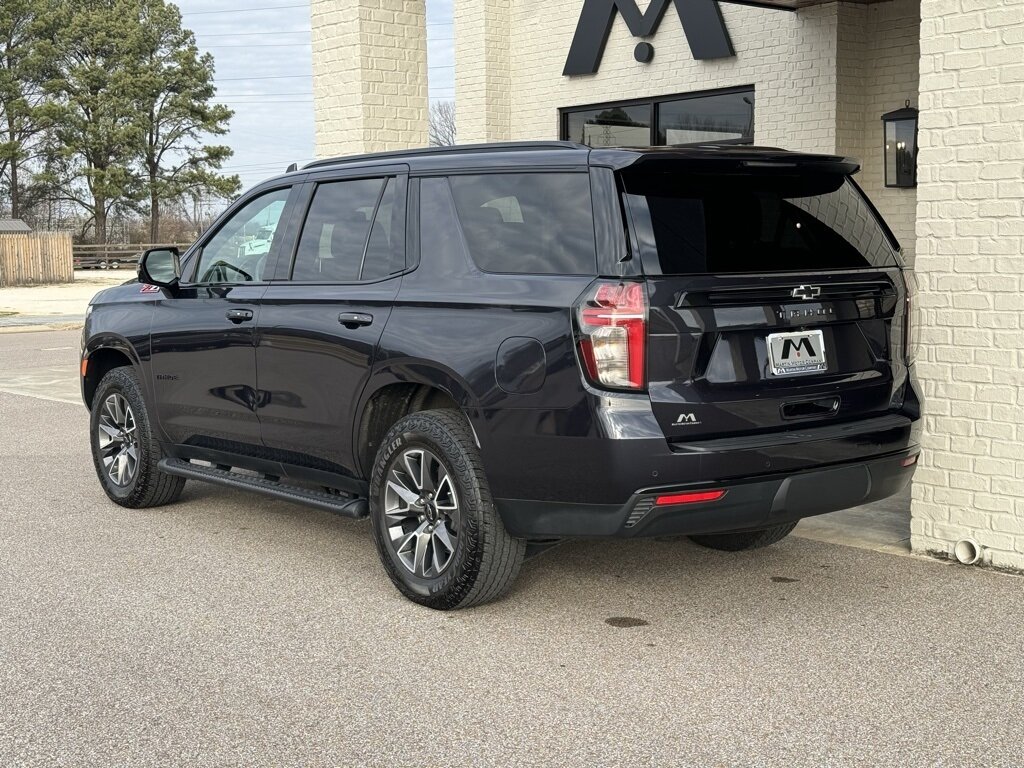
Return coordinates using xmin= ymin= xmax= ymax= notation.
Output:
xmin=138 ymin=247 xmax=181 ymax=288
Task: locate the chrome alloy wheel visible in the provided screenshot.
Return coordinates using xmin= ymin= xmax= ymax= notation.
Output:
xmin=384 ymin=448 xmax=461 ymax=579
xmin=96 ymin=393 xmax=139 ymax=487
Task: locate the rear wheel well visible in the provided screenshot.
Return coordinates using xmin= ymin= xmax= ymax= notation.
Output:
xmin=358 ymin=383 xmax=463 ymax=476
xmin=84 ymin=348 xmax=134 ymax=408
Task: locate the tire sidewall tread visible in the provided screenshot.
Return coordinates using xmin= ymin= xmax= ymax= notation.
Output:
xmin=369 ymin=409 xmax=524 ymax=610
xmin=90 ymin=366 xmax=184 ymax=509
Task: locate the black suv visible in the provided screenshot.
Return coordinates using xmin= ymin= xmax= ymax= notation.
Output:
xmin=81 ymin=142 xmax=922 ymax=609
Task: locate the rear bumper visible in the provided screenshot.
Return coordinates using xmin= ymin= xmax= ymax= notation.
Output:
xmin=484 ymin=368 xmax=922 ymax=538
xmin=496 ymin=448 xmax=917 ymax=538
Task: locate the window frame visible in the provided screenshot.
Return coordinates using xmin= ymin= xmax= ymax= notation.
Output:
xmin=181 ymin=182 xmax=300 ymax=287
xmin=559 ymin=85 xmax=756 ymax=148
xmin=438 ymin=169 xmax=600 ymax=277
xmin=279 ymin=164 xmax=410 ymax=285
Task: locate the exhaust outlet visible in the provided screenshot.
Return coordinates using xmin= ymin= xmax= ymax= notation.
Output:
xmin=953 ymin=538 xmax=982 ymax=566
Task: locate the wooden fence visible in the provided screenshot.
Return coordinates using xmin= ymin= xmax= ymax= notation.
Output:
xmin=72 ymin=242 xmax=193 ymax=269
xmin=0 ymin=232 xmax=74 ymax=288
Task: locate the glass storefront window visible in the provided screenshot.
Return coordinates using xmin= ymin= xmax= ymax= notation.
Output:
xmin=561 ymin=87 xmax=754 ymax=148
xmin=657 ymin=91 xmax=754 ymax=145
xmin=564 ymin=104 xmax=651 ymax=148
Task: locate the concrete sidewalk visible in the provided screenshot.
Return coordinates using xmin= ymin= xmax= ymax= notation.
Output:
xmin=0 ymin=270 xmax=129 ymax=328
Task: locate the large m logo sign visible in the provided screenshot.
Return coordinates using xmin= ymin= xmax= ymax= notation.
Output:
xmin=564 ymin=0 xmax=734 ymax=76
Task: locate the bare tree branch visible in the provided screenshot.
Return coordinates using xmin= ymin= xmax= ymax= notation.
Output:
xmin=428 ymin=100 xmax=457 ymax=147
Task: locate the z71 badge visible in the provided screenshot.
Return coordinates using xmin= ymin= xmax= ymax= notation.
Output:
xmin=140 ymin=284 xmax=161 ymax=293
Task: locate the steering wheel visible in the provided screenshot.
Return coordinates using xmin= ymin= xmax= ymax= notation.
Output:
xmin=202 ymin=261 xmax=253 ymax=283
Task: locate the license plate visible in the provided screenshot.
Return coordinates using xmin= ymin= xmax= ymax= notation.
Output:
xmin=767 ymin=330 xmax=827 ymax=376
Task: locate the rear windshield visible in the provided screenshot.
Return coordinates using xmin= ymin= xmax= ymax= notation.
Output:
xmin=622 ymin=172 xmax=900 ymax=274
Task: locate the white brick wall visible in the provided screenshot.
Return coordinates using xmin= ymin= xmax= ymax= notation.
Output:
xmin=490 ymin=1 xmax=841 ymax=153
xmin=312 ymin=0 xmax=428 ymax=156
xmin=836 ymin=0 xmax=921 ymax=264
xmin=911 ymin=0 xmax=1024 ymax=571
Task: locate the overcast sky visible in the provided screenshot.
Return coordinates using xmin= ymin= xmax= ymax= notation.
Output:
xmin=175 ymin=0 xmax=454 ymax=199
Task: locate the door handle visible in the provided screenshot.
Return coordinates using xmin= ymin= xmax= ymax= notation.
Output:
xmin=338 ymin=312 xmax=373 ymax=329
xmin=226 ymin=308 xmax=254 ymax=324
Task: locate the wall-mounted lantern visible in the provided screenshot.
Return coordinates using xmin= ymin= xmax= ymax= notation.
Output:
xmin=882 ymin=100 xmax=919 ymax=189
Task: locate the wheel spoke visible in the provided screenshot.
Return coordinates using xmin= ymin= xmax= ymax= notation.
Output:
xmin=403 ymin=450 xmax=424 ymax=493
xmin=412 ymin=529 xmax=430 ymax=577
xmin=111 ymin=395 xmax=124 ymax=425
xmin=420 ymin=454 xmax=437 ymax=494
xmin=386 ymin=479 xmax=420 ymax=509
xmin=431 ymin=537 xmax=445 ymax=575
xmin=98 ymin=421 xmax=120 ymax=442
xmin=434 ymin=521 xmax=456 ymax=554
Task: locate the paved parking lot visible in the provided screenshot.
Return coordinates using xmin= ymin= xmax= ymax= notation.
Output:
xmin=2 ymin=330 xmax=1023 ymax=767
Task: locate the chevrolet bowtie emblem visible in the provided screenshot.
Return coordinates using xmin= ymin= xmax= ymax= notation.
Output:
xmin=791 ymin=285 xmax=822 ymax=300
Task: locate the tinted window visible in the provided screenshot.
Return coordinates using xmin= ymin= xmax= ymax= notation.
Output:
xmin=561 ymin=88 xmax=754 ymax=148
xmin=623 ymin=174 xmax=898 ymax=274
xmin=657 ymin=91 xmax=754 ymax=144
xmin=564 ymin=104 xmax=651 ymax=147
xmin=419 ymin=177 xmax=469 ymax=264
xmin=360 ymin=178 xmax=402 ymax=281
xmin=292 ymin=177 xmax=397 ymax=282
xmin=194 ymin=187 xmax=290 ymax=283
xmin=448 ymin=173 xmax=596 ymax=275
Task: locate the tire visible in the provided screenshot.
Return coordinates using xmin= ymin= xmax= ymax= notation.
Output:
xmin=369 ymin=409 xmax=525 ymax=610
xmin=689 ymin=522 xmax=797 ymax=552
xmin=89 ymin=366 xmax=185 ymax=509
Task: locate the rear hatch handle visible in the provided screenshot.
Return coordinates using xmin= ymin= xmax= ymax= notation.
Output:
xmin=781 ymin=397 xmax=840 ymax=421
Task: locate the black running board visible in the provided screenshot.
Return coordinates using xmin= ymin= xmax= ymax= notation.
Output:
xmin=159 ymin=458 xmax=368 ymax=518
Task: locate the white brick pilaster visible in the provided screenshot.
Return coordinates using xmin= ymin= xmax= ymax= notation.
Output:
xmin=912 ymin=0 xmax=1024 ymax=571
xmin=311 ymin=0 xmax=428 ymax=157
xmin=454 ymin=0 xmax=511 ymax=143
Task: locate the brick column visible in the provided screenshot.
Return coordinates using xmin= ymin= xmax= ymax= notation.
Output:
xmin=454 ymin=0 xmax=511 ymax=143
xmin=912 ymin=0 xmax=1024 ymax=570
xmin=311 ymin=0 xmax=429 ymax=157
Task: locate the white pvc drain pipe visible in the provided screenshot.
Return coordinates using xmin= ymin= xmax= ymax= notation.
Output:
xmin=953 ymin=538 xmax=982 ymax=566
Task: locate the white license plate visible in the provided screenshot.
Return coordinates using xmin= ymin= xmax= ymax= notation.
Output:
xmin=767 ymin=330 xmax=827 ymax=376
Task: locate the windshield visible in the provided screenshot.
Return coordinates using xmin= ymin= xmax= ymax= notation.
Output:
xmin=622 ymin=172 xmax=900 ymax=275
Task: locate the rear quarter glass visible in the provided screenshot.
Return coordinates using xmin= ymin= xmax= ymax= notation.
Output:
xmin=447 ymin=172 xmax=597 ymax=275
xmin=621 ymin=171 xmax=900 ymax=275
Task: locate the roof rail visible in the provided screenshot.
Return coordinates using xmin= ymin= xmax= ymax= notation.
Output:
xmin=303 ymin=141 xmax=587 ymax=170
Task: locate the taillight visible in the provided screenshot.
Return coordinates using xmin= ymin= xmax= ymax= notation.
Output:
xmin=577 ymin=280 xmax=647 ymax=391
xmin=904 ymin=271 xmax=920 ymax=364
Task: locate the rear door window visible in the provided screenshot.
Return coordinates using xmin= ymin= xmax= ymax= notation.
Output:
xmin=448 ymin=173 xmax=596 ymax=275
xmin=622 ymin=173 xmax=900 ymax=274
xmin=292 ymin=177 xmax=402 ymax=282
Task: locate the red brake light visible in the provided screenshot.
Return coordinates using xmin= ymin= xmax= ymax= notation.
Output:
xmin=655 ymin=490 xmax=726 ymax=506
xmin=577 ymin=281 xmax=647 ymax=390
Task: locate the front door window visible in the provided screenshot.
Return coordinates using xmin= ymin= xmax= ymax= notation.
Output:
xmin=193 ymin=187 xmax=291 ymax=283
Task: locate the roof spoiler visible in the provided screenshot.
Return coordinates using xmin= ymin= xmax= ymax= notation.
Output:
xmin=594 ymin=147 xmax=860 ymax=176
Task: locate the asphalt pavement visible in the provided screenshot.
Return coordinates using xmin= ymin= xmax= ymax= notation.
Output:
xmin=2 ymin=331 xmax=1022 ymax=767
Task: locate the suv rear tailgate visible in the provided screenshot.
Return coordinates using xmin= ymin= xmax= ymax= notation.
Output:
xmin=647 ymin=269 xmax=906 ymax=442
xmin=618 ymin=156 xmax=911 ymax=447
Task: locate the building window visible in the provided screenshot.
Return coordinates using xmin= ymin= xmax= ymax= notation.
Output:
xmin=561 ymin=87 xmax=754 ymax=148
xmin=564 ymin=104 xmax=652 ymax=148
